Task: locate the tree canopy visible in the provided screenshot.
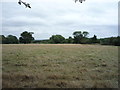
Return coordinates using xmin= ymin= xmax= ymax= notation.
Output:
xmin=19 ymin=31 xmax=34 ymax=44
xmin=83 ymin=31 xmax=89 ymax=38
xmin=1 ymin=30 xmax=120 ymax=46
xmin=0 ymin=35 xmax=18 ymax=44
xmin=50 ymin=35 xmax=65 ymax=44
xmin=6 ymin=35 xmax=19 ymax=44
xmin=73 ymin=31 xmax=89 ymax=44
xmin=91 ymin=35 xmax=98 ymax=43
xmin=0 ymin=35 xmax=7 ymax=44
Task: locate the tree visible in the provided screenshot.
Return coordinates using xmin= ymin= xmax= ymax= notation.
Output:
xmin=100 ymin=36 xmax=120 ymax=46
xmin=49 ymin=35 xmax=65 ymax=44
xmin=73 ymin=31 xmax=83 ymax=44
xmin=19 ymin=31 xmax=34 ymax=44
xmin=82 ymin=31 xmax=89 ymax=38
xmin=0 ymin=35 xmax=7 ymax=44
xmin=91 ymin=35 xmax=98 ymax=43
xmin=68 ymin=36 xmax=74 ymax=43
xmin=6 ymin=35 xmax=18 ymax=44
xmin=113 ymin=36 xmax=120 ymax=46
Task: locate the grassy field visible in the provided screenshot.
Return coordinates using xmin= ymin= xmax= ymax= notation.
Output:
xmin=2 ymin=44 xmax=118 ymax=88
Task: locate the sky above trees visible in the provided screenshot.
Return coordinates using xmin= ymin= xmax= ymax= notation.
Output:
xmin=1 ymin=0 xmax=119 ymax=40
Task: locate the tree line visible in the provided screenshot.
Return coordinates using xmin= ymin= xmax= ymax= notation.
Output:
xmin=0 ymin=31 xmax=34 ymax=44
xmin=0 ymin=31 xmax=120 ymax=46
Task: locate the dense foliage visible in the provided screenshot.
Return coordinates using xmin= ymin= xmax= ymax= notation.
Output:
xmin=0 ymin=35 xmax=18 ymax=44
xmin=0 ymin=31 xmax=120 ymax=46
xmin=19 ymin=31 xmax=34 ymax=44
xmin=49 ymin=35 xmax=65 ymax=44
xmin=100 ymin=36 xmax=120 ymax=46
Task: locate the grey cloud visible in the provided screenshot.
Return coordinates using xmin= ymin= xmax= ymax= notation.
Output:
xmin=1 ymin=0 xmax=118 ymax=40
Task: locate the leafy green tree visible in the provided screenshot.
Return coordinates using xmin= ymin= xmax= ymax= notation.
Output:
xmin=19 ymin=31 xmax=34 ymax=44
xmin=83 ymin=31 xmax=89 ymax=38
xmin=49 ymin=35 xmax=65 ymax=44
xmin=6 ymin=35 xmax=18 ymax=44
xmin=81 ymin=38 xmax=90 ymax=44
xmin=67 ymin=36 xmax=74 ymax=43
xmin=63 ymin=37 xmax=73 ymax=44
xmin=73 ymin=31 xmax=83 ymax=44
xmin=0 ymin=35 xmax=2 ymax=44
xmin=113 ymin=36 xmax=120 ymax=46
xmin=100 ymin=36 xmax=120 ymax=46
xmin=0 ymin=35 xmax=7 ymax=44
xmin=91 ymin=35 xmax=98 ymax=43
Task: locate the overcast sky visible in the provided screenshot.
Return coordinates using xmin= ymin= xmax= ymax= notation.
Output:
xmin=1 ymin=0 xmax=119 ymax=40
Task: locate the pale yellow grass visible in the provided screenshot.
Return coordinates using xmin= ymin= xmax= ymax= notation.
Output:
xmin=2 ymin=44 xmax=118 ymax=88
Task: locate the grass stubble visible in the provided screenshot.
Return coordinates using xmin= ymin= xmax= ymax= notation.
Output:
xmin=2 ymin=44 xmax=119 ymax=88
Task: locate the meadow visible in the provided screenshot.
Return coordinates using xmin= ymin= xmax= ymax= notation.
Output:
xmin=2 ymin=44 xmax=118 ymax=88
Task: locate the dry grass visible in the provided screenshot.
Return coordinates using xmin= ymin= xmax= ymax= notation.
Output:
xmin=2 ymin=44 xmax=118 ymax=88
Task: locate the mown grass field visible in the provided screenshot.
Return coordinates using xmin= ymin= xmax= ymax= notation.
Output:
xmin=2 ymin=44 xmax=118 ymax=88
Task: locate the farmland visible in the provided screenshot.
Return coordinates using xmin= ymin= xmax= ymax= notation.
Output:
xmin=2 ymin=44 xmax=118 ymax=88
